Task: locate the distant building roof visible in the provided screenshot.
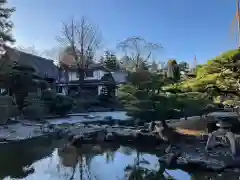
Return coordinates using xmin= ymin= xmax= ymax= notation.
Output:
xmin=60 ymin=62 xmax=109 ymax=72
xmin=111 ymin=71 xmax=128 ymax=84
xmin=5 ymin=48 xmax=58 ymax=80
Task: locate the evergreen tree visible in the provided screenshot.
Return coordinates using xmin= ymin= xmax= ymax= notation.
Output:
xmin=178 ymin=61 xmax=189 ymax=72
xmin=103 ymin=50 xmax=119 ymax=71
xmin=139 ymin=60 xmax=149 ymax=70
xmin=0 ymin=0 xmax=15 ymax=45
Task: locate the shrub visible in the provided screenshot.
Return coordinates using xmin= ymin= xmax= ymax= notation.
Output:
xmin=41 ymin=89 xmax=57 ymax=101
xmin=0 ymin=96 xmax=19 ymax=124
xmin=41 ymin=90 xmax=74 ymax=116
xmin=23 ymin=93 xmax=46 ymax=121
xmin=53 ymin=94 xmax=74 ymax=116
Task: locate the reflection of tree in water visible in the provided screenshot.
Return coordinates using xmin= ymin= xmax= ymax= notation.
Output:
xmin=57 ymin=145 xmax=91 ymax=180
xmin=104 ymin=149 xmax=116 ymax=163
xmin=57 ymin=143 xmax=120 ymax=180
xmin=124 ymin=152 xmax=176 ymax=180
xmin=118 ymin=146 xmax=134 ymax=156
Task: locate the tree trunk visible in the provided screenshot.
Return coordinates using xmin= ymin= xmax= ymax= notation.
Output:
xmin=77 ymin=67 xmax=85 ymax=96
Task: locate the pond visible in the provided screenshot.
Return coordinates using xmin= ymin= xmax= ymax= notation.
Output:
xmin=48 ymin=111 xmax=130 ymax=125
xmin=0 ymin=138 xmax=239 ymax=180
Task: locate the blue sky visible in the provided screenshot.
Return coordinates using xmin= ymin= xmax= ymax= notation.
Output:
xmin=8 ymin=0 xmax=238 ymax=65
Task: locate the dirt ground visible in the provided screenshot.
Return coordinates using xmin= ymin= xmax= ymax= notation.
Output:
xmin=166 ymin=116 xmax=209 ymax=136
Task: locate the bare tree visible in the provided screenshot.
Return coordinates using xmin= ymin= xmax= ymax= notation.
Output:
xmin=57 ymin=17 xmax=102 ymax=88
xmin=117 ymin=36 xmax=162 ymax=70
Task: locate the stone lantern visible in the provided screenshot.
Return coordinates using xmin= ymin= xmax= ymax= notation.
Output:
xmin=205 ymin=112 xmax=239 ymax=157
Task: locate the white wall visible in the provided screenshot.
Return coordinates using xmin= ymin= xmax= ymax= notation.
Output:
xmin=68 ymin=71 xmax=78 ymax=81
xmin=68 ymin=70 xmax=107 ymax=81
xmin=98 ymin=86 xmax=103 ymax=95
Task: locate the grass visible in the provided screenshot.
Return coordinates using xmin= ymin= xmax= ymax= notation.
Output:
xmin=167 ymin=116 xmax=210 ymax=137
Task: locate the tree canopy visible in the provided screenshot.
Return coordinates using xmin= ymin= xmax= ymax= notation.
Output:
xmin=103 ymin=50 xmax=120 ymax=71
xmin=118 ymin=68 xmax=215 ymax=124
xmin=0 ymin=0 xmax=15 ymax=45
xmin=118 ymin=49 xmax=240 ymax=123
xmin=166 ymin=49 xmax=240 ymax=98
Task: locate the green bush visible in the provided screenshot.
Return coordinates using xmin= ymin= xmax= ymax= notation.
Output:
xmin=41 ymin=89 xmax=57 ymax=101
xmin=53 ymin=94 xmax=74 ymax=116
xmin=0 ymin=96 xmax=19 ymax=124
xmin=23 ymin=93 xmax=46 ymax=121
xmin=40 ymin=89 xmax=74 ymax=116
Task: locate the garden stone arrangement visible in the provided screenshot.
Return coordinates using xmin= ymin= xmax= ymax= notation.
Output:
xmin=61 ymin=122 xmax=240 ymax=173
xmin=1 ymin=111 xmax=240 ymax=174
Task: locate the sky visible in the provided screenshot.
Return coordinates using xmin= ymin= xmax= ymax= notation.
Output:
xmin=7 ymin=0 xmax=238 ymax=66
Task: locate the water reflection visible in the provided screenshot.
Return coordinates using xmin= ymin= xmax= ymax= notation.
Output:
xmin=0 ymin=138 xmax=239 ymax=180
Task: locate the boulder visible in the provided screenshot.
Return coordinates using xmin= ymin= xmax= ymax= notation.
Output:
xmin=104 ymin=116 xmax=113 ymax=121
xmin=159 ymin=149 xmax=240 ymax=172
xmin=105 ymin=132 xmax=114 ymax=141
xmin=96 ymin=130 xmax=106 ymax=142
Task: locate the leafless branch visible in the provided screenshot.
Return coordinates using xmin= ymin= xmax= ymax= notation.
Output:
xmin=57 ymin=17 xmax=102 ymax=68
xmin=117 ymin=36 xmax=162 ymax=69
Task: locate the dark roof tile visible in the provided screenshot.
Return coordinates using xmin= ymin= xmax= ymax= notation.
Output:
xmin=13 ymin=50 xmax=58 ymax=79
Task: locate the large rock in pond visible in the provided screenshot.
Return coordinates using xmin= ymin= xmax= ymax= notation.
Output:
xmin=67 ymin=125 xmax=164 ymax=147
xmin=69 ymin=128 xmax=109 ymax=146
xmin=159 ymin=147 xmax=240 ymax=172
xmin=111 ymin=129 xmax=163 ymax=146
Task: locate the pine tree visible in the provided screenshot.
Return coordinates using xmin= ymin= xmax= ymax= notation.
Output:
xmin=0 ymin=0 xmax=15 ymax=45
xmin=103 ymin=50 xmax=119 ymax=71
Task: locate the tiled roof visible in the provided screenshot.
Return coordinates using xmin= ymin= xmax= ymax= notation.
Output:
xmin=111 ymin=71 xmax=128 ymax=84
xmin=60 ymin=62 xmax=109 ymax=72
xmin=6 ymin=48 xmax=58 ymax=79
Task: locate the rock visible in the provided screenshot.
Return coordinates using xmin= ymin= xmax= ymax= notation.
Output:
xmin=73 ymin=133 xmax=84 ymax=141
xmin=85 ymin=114 xmax=97 ymax=119
xmin=96 ymin=130 xmax=106 ymax=142
xmin=23 ymin=165 xmax=35 ymax=174
xmin=105 ymin=132 xmax=114 ymax=141
xmin=104 ymin=116 xmax=113 ymax=121
xmin=158 ymin=151 xmax=240 ymax=171
xmin=70 ymin=133 xmax=85 ymax=146
xmin=102 ymin=124 xmax=110 ymax=129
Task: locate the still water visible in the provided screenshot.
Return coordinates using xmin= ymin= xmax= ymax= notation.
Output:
xmin=0 ymin=138 xmax=239 ymax=180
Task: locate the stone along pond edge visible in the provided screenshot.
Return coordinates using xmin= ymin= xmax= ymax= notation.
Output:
xmin=2 ymin=112 xmax=240 ymax=174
